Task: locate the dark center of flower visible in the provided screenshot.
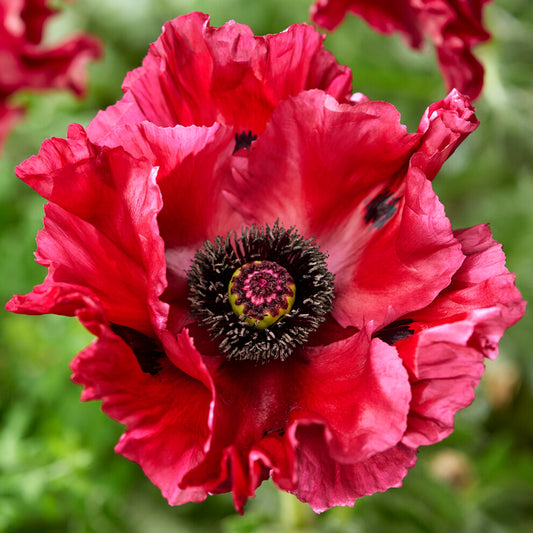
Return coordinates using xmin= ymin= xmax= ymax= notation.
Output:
xmin=228 ymin=261 xmax=296 ymax=329
xmin=186 ymin=223 xmax=334 ymax=363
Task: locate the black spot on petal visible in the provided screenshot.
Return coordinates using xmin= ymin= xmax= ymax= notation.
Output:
xmin=374 ymin=319 xmax=415 ymax=345
xmin=364 ymin=189 xmax=400 ymax=228
xmin=234 ymin=130 xmax=257 ymax=153
xmin=110 ymin=324 xmax=164 ymax=376
xmin=262 ymin=427 xmax=286 ymax=438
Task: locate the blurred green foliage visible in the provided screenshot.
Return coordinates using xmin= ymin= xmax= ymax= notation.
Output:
xmin=1 ymin=0 xmax=532 ymax=531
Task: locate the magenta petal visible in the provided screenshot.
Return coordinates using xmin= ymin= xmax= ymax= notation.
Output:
xmin=93 ymin=121 xmax=239 ymax=249
xmin=238 ymin=90 xmax=419 ymax=232
xmin=295 ymin=330 xmax=411 ymax=462
xmin=414 ymin=89 xmax=479 ymax=181
xmin=13 ymin=283 xmax=218 ymax=507
xmin=406 ymin=224 xmax=526 ymax=361
xmin=235 ymin=90 xmax=466 ymax=329
xmin=8 ymin=7 xmax=524 ymax=515
xmin=178 ymin=327 xmax=410 ymax=510
xmin=334 ymin=166 xmax=463 ymax=329
xmin=18 ymin=0 xmax=56 ymax=44
xmin=203 ymin=20 xmax=353 ymax=130
xmin=10 ymin=32 xmax=101 ymax=96
xmin=392 ymin=224 xmax=525 ymax=448
xmin=7 ymin=281 xmax=101 ymax=319
xmin=89 ymin=120 xmax=242 ymax=330
xmin=29 ymin=203 xmax=155 ymax=333
xmin=161 ymin=329 xmax=215 ymax=399
xmin=400 ymin=320 xmax=486 ymax=447
xmin=68 ymin=298 xmax=213 ymax=506
xmin=178 ymin=352 xmax=300 ymax=505
xmin=291 ymin=424 xmax=417 ymax=512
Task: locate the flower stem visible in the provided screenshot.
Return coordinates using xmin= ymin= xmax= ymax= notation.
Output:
xmin=279 ymin=490 xmax=313 ymax=530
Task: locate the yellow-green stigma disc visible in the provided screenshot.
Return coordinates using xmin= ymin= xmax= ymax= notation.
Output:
xmin=228 ymin=261 xmax=296 ymax=329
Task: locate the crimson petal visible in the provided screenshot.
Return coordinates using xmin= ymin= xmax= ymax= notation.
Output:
xmin=8 ymin=126 xmax=166 ymax=334
xmin=179 ymin=327 xmax=410 ymax=511
xmin=391 ymin=224 xmax=525 ymax=448
xmin=234 ymin=90 xmax=465 ymax=329
xmin=291 ymin=425 xmax=417 ymax=512
xmin=92 ymin=120 xmax=242 ymax=331
xmin=87 ymin=12 xmax=352 ymax=141
xmin=68 ymin=298 xmax=214 ymax=506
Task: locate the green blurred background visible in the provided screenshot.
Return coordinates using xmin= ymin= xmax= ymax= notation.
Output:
xmin=1 ymin=0 xmax=532 ymax=531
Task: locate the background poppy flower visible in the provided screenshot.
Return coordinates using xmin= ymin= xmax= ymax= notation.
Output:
xmin=311 ymin=0 xmax=493 ymax=100
xmin=6 ymin=13 xmax=525 ymax=514
xmin=0 ymin=0 xmax=101 ymax=149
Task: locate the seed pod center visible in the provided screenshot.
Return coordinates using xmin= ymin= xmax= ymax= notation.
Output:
xmin=228 ymin=261 xmax=296 ymax=329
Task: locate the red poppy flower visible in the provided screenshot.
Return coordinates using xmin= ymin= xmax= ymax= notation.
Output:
xmin=7 ymin=13 xmax=524 ymax=513
xmin=310 ymin=0 xmax=493 ymax=100
xmin=0 ymin=0 xmax=101 ymax=148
